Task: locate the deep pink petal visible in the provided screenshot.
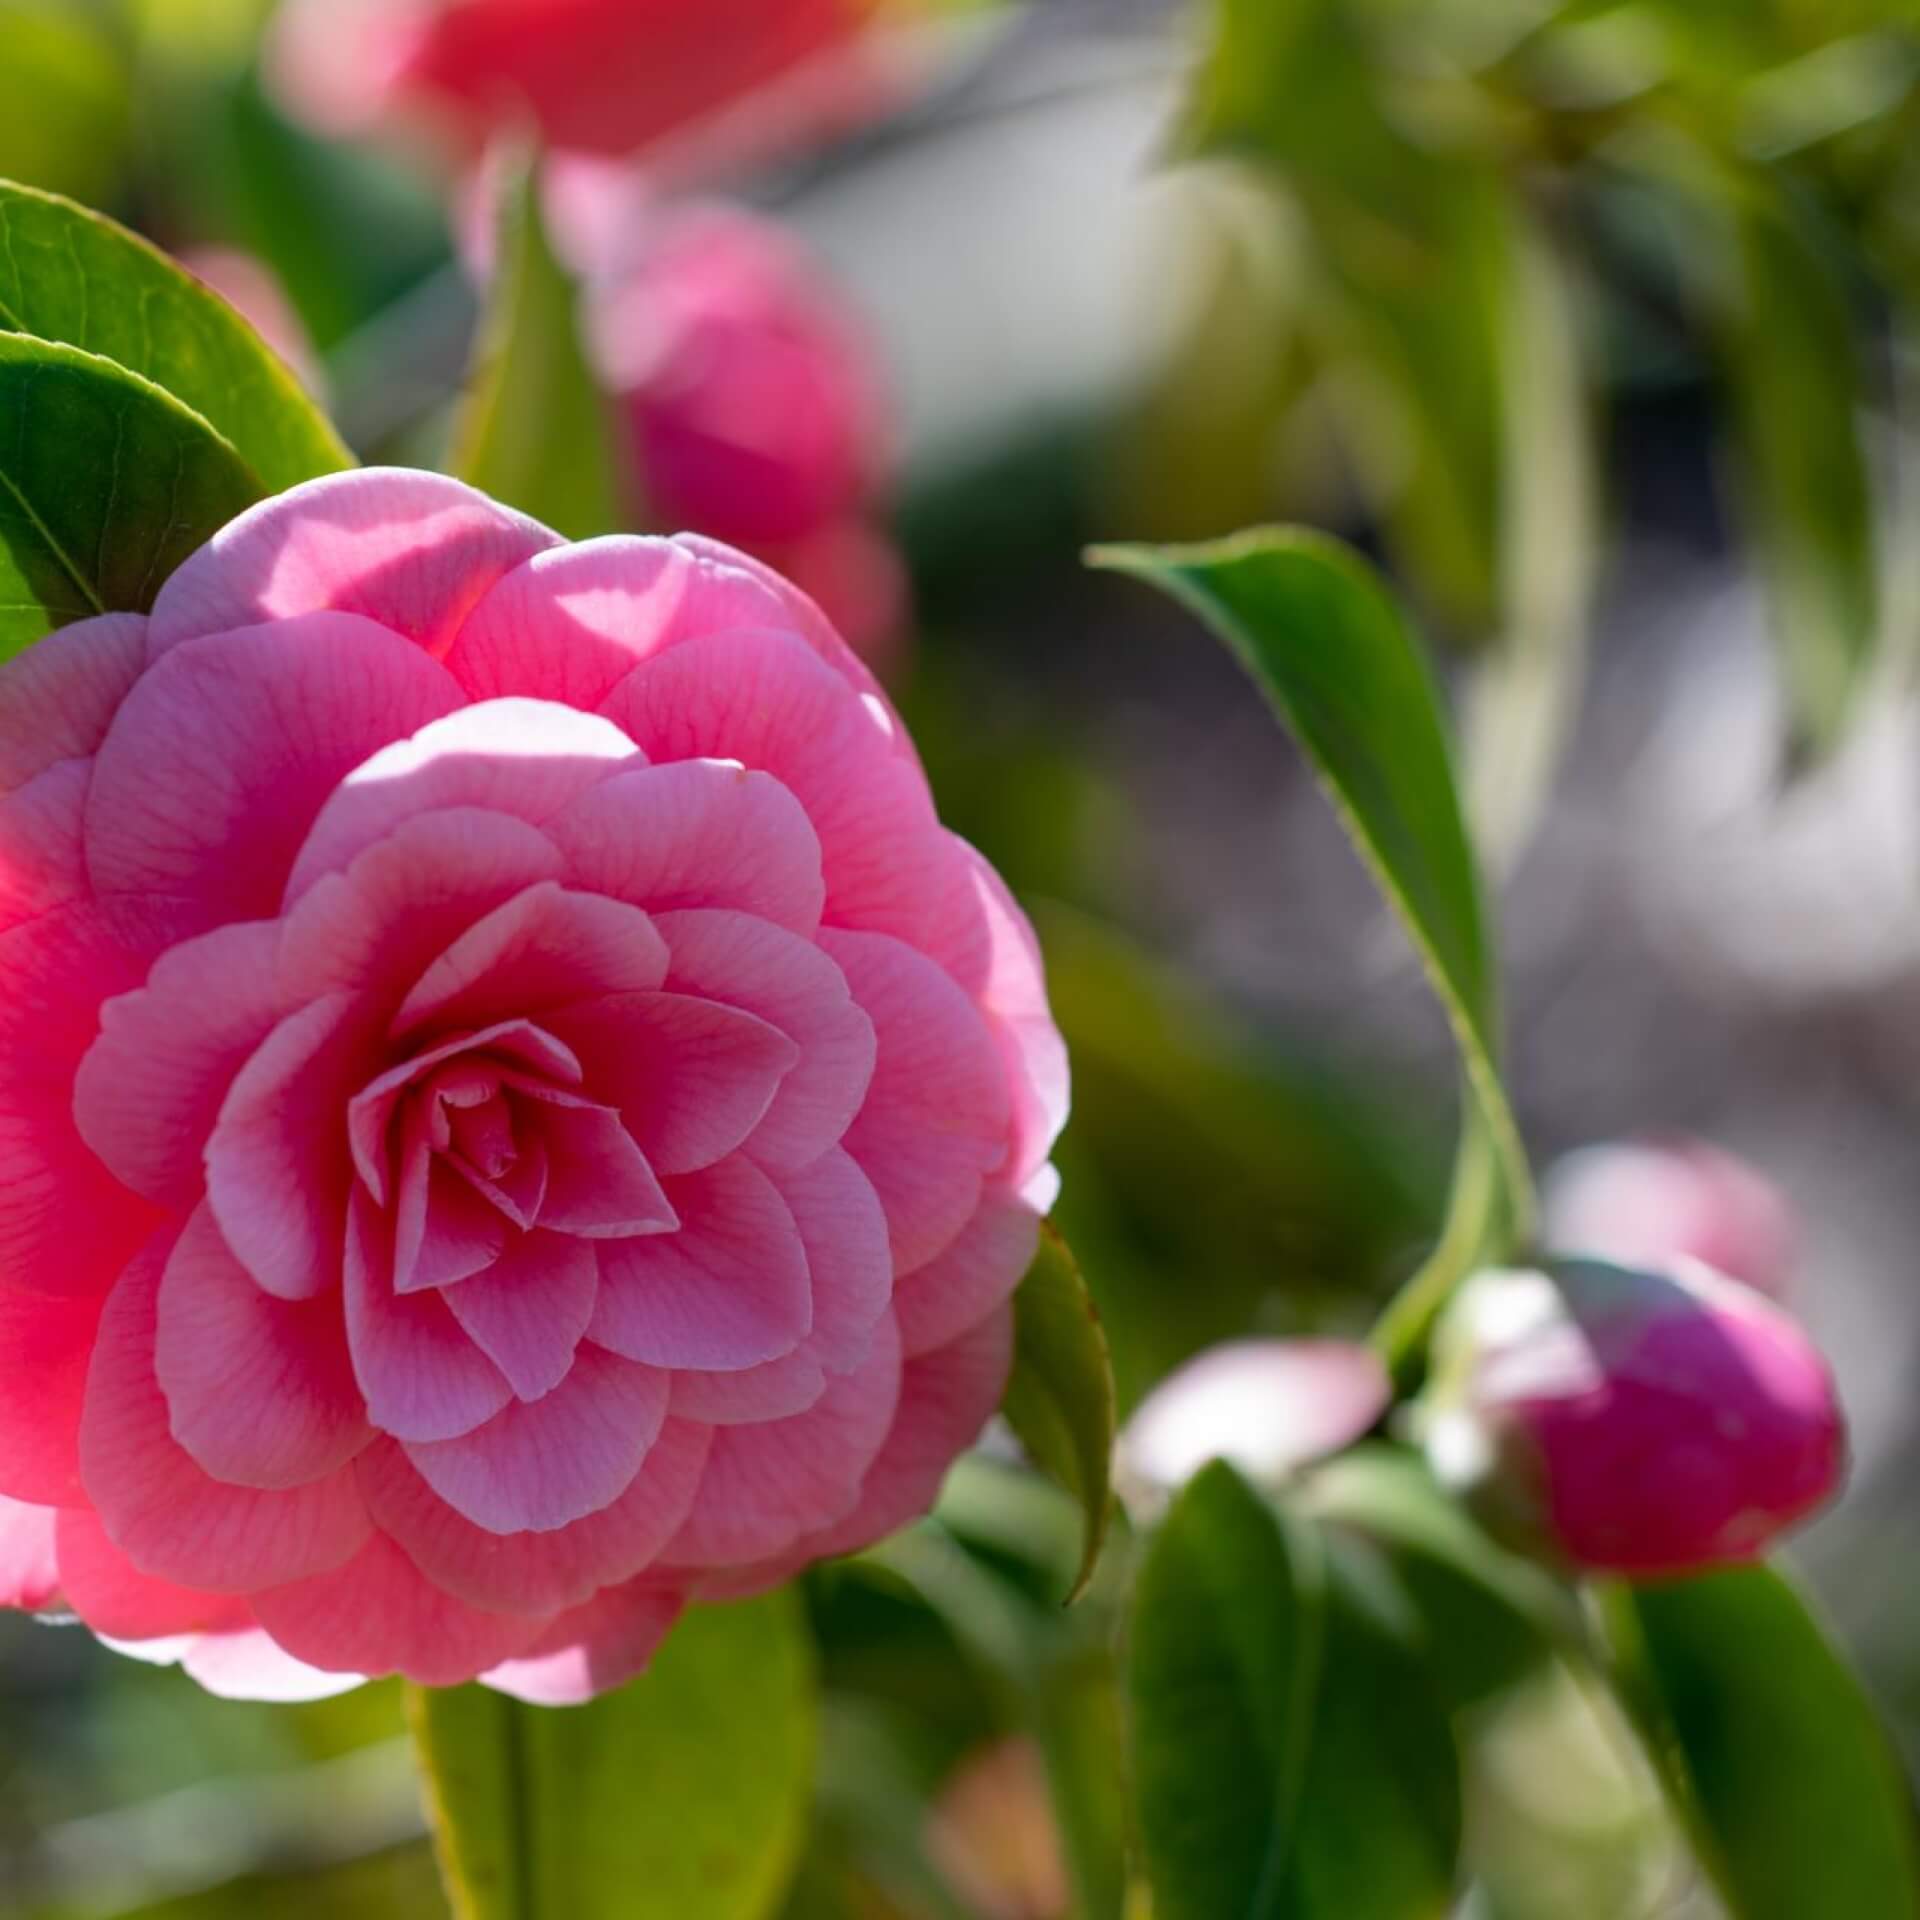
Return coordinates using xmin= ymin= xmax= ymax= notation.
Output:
xmin=0 ymin=758 xmax=92 ymax=928
xmin=546 ymin=759 xmax=825 ymax=934
xmin=284 ymin=697 xmax=643 ymax=901
xmin=146 ymin=466 xmax=558 ymax=659
xmin=443 ymin=534 xmax=794 ymax=706
xmin=74 ymin=920 xmax=290 ymax=1206
xmin=670 ymin=1147 xmax=891 ymax=1423
xmin=924 ymin=838 xmax=1068 ymax=1188
xmin=84 ymin=615 xmax=464 ymax=916
xmin=592 ymin=1158 xmax=811 ymax=1371
xmin=344 ymin=1190 xmax=513 ymax=1443
xmin=397 ymin=1150 xmax=510 ymax=1293
xmin=359 ymin=1418 xmax=709 ymax=1613
xmin=893 ymin=1185 xmax=1041 ymax=1359
xmin=155 ymin=1202 xmax=372 ymax=1489
xmin=204 ymin=991 xmax=368 ymax=1300
xmin=600 ymin=627 xmax=950 ymax=945
xmin=0 ymin=612 xmax=146 ymax=791
xmin=80 ymin=1238 xmax=371 ymax=1591
xmin=0 ymin=1497 xmax=59 ymax=1609
xmin=0 ymin=1284 xmax=101 ymax=1504
xmin=251 ymin=1531 xmax=546 ymax=1685
xmin=0 ymin=899 xmax=191 ymax=1301
xmin=531 ymin=1098 xmax=678 ymax=1238
xmin=403 ymin=1344 xmax=671 ymax=1534
xmin=821 ymin=929 xmax=1011 ymax=1270
xmin=480 ymin=1582 xmax=687 ymax=1706
xmin=542 ymin=990 xmax=797 ymax=1177
xmin=442 ymin=1230 xmax=598 ymax=1401
xmin=654 ymin=907 xmax=874 ymax=1172
xmin=394 ymin=881 xmax=669 ymax=1040
xmin=54 ymin=1509 xmax=248 ymax=1638
xmin=665 ymin=1311 xmax=901 ymax=1568
xmin=281 ymin=808 xmax=565 ymax=1003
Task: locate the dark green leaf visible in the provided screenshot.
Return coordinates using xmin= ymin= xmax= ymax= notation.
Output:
xmin=1088 ymin=533 xmax=1532 ymax=1370
xmin=0 ymin=332 xmax=260 ymax=660
xmin=0 ymin=5 xmax=129 ymax=209
xmin=1000 ymin=1223 xmax=1117 ymax=1601
xmin=1609 ymin=1565 xmax=1920 ymax=1920
xmin=452 ymin=160 xmax=625 ymax=541
xmin=1127 ymin=1461 xmax=1460 ymax=1919
xmin=0 ymin=178 xmax=352 ymax=492
xmin=409 ymin=1591 xmax=816 ymax=1920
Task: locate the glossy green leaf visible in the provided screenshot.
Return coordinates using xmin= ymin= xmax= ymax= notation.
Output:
xmin=0 ymin=332 xmax=260 ymax=660
xmin=1000 ymin=1223 xmax=1117 ymax=1601
xmin=411 ymin=1591 xmax=815 ymax=1920
xmin=1128 ymin=1460 xmax=1460 ymax=1919
xmin=1608 ymin=1566 xmax=1920 ymax=1920
xmin=1088 ymin=533 xmax=1532 ymax=1371
xmin=0 ymin=178 xmax=352 ymax=492
xmin=452 ymin=160 xmax=625 ymax=541
xmin=0 ymin=5 xmax=130 ymax=209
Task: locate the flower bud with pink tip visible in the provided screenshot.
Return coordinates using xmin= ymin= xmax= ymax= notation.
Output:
xmin=1421 ymin=1259 xmax=1844 ymax=1579
xmin=1543 ymin=1138 xmax=1799 ymax=1303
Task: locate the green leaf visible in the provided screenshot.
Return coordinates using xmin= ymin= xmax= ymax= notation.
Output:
xmin=0 ymin=177 xmax=353 ymax=493
xmin=1127 ymin=1460 xmax=1460 ymax=1919
xmin=410 ymin=1590 xmax=817 ymax=1920
xmin=1000 ymin=1223 xmax=1117 ymax=1601
xmin=0 ymin=332 xmax=260 ymax=660
xmin=1088 ymin=532 xmax=1533 ymax=1372
xmin=452 ymin=159 xmax=625 ymax=541
xmin=0 ymin=5 xmax=130 ymax=209
xmin=1606 ymin=1566 xmax=1920 ymax=1920
xmin=1722 ymin=204 xmax=1878 ymax=761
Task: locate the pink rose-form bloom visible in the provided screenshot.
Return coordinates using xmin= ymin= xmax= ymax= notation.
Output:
xmin=1423 ymin=1259 xmax=1843 ymax=1579
xmin=588 ymin=202 xmax=904 ymax=662
xmin=1543 ymin=1137 xmax=1798 ymax=1303
xmin=270 ymin=0 xmax=904 ymax=177
xmin=0 ymin=469 xmax=1065 ymax=1703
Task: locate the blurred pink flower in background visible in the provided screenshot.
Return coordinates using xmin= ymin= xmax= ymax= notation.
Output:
xmin=1423 ymin=1259 xmax=1844 ymax=1579
xmin=1542 ymin=1137 xmax=1799 ymax=1302
xmin=0 ymin=469 xmax=1064 ymax=1701
xmin=587 ymin=201 xmax=905 ymax=663
xmin=269 ymin=0 xmax=911 ymax=180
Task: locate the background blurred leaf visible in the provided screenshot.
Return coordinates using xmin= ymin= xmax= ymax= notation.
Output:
xmin=1088 ymin=532 xmax=1532 ymax=1369
xmin=410 ymin=1591 xmax=815 ymax=1920
xmin=1000 ymin=1224 xmax=1116 ymax=1601
xmin=1128 ymin=1459 xmax=1460 ymax=1919
xmin=0 ymin=331 xmax=258 ymax=659
xmin=1608 ymin=1565 xmax=1920 ymax=1919
xmin=0 ymin=3 xmax=130 ymax=209
xmin=451 ymin=159 xmax=624 ymax=541
xmin=0 ymin=179 xmax=351 ymax=489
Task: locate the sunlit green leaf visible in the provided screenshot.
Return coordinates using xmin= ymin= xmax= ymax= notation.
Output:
xmin=1128 ymin=1460 xmax=1460 ymax=1919
xmin=1606 ymin=1565 xmax=1920 ymax=1920
xmin=1088 ymin=532 xmax=1533 ymax=1373
xmin=0 ymin=178 xmax=351 ymax=491
xmin=409 ymin=1591 xmax=816 ymax=1920
xmin=452 ymin=159 xmax=625 ymax=541
xmin=0 ymin=332 xmax=259 ymax=660
xmin=1000 ymin=1224 xmax=1117 ymax=1601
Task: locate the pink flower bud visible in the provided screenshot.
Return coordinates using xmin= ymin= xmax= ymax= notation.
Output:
xmin=1423 ymin=1260 xmax=1844 ymax=1579
xmin=1543 ymin=1137 xmax=1799 ymax=1302
xmin=1119 ymin=1339 xmax=1389 ymax=1498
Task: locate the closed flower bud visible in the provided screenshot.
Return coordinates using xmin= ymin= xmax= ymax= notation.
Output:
xmin=1421 ymin=1259 xmax=1844 ymax=1579
xmin=1543 ymin=1137 xmax=1798 ymax=1303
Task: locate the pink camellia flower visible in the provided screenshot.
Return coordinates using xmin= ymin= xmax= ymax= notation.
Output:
xmin=0 ymin=469 xmax=1065 ymax=1703
xmin=1543 ymin=1137 xmax=1798 ymax=1303
xmin=1422 ymin=1259 xmax=1843 ymax=1579
xmin=588 ymin=202 xmax=904 ymax=662
xmin=270 ymin=0 xmax=904 ymax=177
